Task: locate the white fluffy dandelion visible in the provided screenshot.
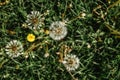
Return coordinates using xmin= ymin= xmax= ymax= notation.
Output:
xmin=62 ymin=54 xmax=79 ymax=71
xmin=49 ymin=21 xmax=67 ymax=40
xmin=5 ymin=40 xmax=24 ymax=58
xmin=26 ymin=11 xmax=45 ymax=30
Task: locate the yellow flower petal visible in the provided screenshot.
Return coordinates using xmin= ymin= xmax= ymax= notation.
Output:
xmin=27 ymin=34 xmax=35 ymax=42
xmin=44 ymin=30 xmax=49 ymax=35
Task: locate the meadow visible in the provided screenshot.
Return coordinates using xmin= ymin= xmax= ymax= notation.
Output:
xmin=0 ymin=0 xmax=120 ymax=80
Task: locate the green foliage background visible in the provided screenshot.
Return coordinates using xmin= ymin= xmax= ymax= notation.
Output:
xmin=0 ymin=0 xmax=120 ymax=80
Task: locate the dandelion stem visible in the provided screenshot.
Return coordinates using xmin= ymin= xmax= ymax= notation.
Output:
xmin=24 ymin=42 xmax=41 ymax=56
xmin=68 ymin=16 xmax=80 ymax=23
xmin=62 ymin=1 xmax=68 ymax=21
xmin=66 ymin=68 xmax=76 ymax=80
xmin=107 ymin=0 xmax=120 ymax=10
xmin=105 ymin=23 xmax=120 ymax=35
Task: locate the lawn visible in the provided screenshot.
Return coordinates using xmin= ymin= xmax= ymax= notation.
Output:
xmin=0 ymin=0 xmax=120 ymax=80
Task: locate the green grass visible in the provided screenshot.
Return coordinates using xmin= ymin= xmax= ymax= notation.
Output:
xmin=0 ymin=0 xmax=120 ymax=80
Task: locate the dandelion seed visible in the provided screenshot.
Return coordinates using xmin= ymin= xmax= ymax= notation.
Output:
xmin=5 ymin=40 xmax=24 ymax=58
xmin=27 ymin=34 xmax=35 ymax=42
xmin=49 ymin=21 xmax=67 ymax=40
xmin=26 ymin=11 xmax=45 ymax=30
xmin=62 ymin=54 xmax=79 ymax=71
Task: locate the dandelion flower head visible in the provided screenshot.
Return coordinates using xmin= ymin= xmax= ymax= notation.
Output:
xmin=62 ymin=54 xmax=79 ymax=71
xmin=49 ymin=21 xmax=67 ymax=40
xmin=27 ymin=33 xmax=35 ymax=42
xmin=5 ymin=40 xmax=24 ymax=58
xmin=26 ymin=11 xmax=45 ymax=30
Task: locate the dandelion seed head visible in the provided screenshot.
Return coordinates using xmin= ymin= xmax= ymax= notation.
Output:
xmin=49 ymin=21 xmax=67 ymax=40
xmin=62 ymin=54 xmax=79 ymax=71
xmin=5 ymin=40 xmax=24 ymax=58
xmin=26 ymin=11 xmax=45 ymax=30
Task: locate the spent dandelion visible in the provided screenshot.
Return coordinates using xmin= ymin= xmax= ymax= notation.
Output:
xmin=49 ymin=21 xmax=67 ymax=40
xmin=5 ymin=40 xmax=24 ymax=58
xmin=62 ymin=54 xmax=79 ymax=71
xmin=26 ymin=11 xmax=45 ymax=30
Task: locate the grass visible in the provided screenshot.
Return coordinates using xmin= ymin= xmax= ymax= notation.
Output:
xmin=0 ymin=0 xmax=120 ymax=80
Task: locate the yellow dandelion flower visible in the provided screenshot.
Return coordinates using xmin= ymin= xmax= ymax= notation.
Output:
xmin=27 ymin=34 xmax=35 ymax=42
xmin=44 ymin=30 xmax=49 ymax=35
